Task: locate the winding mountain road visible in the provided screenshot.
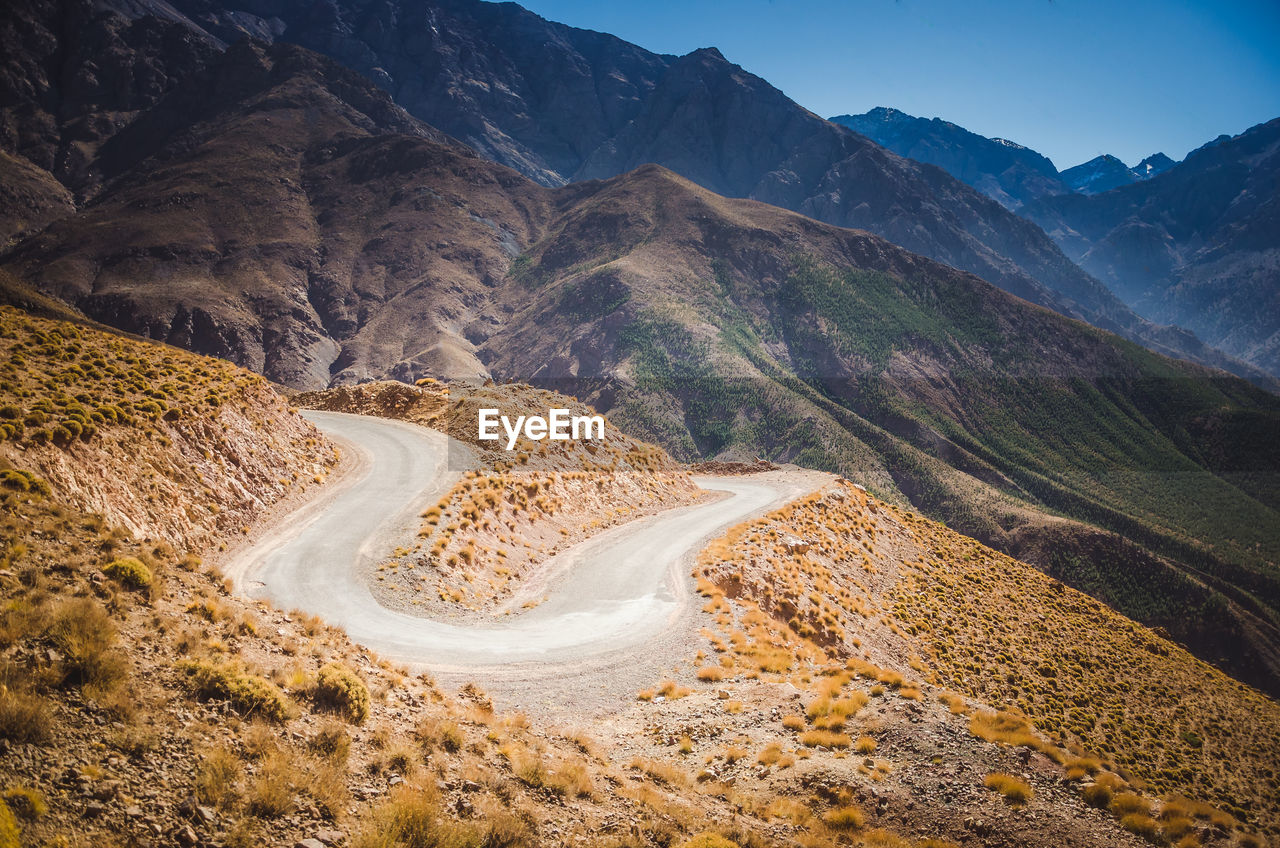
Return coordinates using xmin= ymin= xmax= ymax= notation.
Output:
xmin=228 ymin=410 xmax=819 ymax=676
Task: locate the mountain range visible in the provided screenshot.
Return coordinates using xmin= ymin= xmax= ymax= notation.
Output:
xmin=831 ymin=107 xmax=1179 ymax=206
xmin=2 ymin=0 xmax=1271 ymax=388
xmin=1059 ymin=152 xmax=1177 ymax=194
xmin=833 ymin=106 xmax=1278 ymax=379
xmin=830 ymin=107 xmax=1072 ymax=209
xmin=0 ymin=0 xmax=1278 ymax=693
xmin=0 ymin=2 xmax=1278 ymax=844
xmin=1024 ymin=119 xmax=1280 ymax=377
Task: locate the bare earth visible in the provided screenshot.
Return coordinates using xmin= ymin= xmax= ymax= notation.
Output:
xmin=226 ymin=409 xmax=829 ymax=717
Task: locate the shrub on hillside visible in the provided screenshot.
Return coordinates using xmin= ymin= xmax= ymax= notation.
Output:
xmin=798 ymin=729 xmax=852 ymax=749
xmin=0 ymin=685 xmax=50 ymax=744
xmin=103 ymin=557 xmax=152 ymax=590
xmin=1 ymin=787 xmax=46 ymax=821
xmin=0 ymin=469 xmax=48 ymax=497
xmin=177 ymin=660 xmax=292 ymax=722
xmin=312 ymin=662 xmax=369 ymax=723
xmin=983 ymin=772 xmax=1034 ymax=805
xmin=822 ymin=805 xmax=866 ymax=830
xmin=1082 ymin=782 xmax=1113 ymax=808
xmin=48 ymin=598 xmax=126 ymax=692
xmin=1120 ymin=813 xmax=1161 ymax=843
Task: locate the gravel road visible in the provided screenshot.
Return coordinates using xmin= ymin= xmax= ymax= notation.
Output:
xmin=228 ymin=410 xmax=824 ymax=709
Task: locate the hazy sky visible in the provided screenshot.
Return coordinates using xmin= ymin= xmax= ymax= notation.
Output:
xmin=511 ymin=0 xmax=1280 ymax=170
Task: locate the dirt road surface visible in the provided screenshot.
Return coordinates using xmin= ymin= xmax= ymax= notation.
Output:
xmin=228 ymin=410 xmax=826 ymax=715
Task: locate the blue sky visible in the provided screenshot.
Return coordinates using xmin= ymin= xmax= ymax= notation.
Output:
xmin=510 ymin=0 xmax=1280 ymax=170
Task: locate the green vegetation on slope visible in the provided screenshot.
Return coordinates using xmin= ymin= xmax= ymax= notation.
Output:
xmin=482 ymin=170 xmax=1280 ymax=693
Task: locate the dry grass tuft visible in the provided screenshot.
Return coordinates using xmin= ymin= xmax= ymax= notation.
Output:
xmin=312 ymin=662 xmax=370 ymax=723
xmin=983 ymin=772 xmax=1034 ymax=806
xmin=822 ymin=805 xmax=865 ymax=830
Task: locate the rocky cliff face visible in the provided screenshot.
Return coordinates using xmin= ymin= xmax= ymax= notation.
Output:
xmin=0 ymin=0 xmax=222 ymax=199
xmin=1025 ymin=119 xmax=1280 ymax=376
xmin=126 ymin=0 xmax=674 ymax=187
xmin=0 ymin=305 xmax=333 ymax=553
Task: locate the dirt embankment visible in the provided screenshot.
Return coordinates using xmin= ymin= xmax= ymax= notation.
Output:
xmin=0 ymin=307 xmax=336 ymax=553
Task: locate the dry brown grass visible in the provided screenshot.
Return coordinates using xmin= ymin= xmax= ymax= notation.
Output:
xmin=194 ymin=744 xmax=242 ymax=809
xmin=798 ymin=729 xmax=851 ymax=749
xmin=689 ymin=477 xmax=1277 ymax=837
xmin=983 ymin=773 xmax=1034 ymax=806
xmin=822 ymin=804 xmax=865 ymax=830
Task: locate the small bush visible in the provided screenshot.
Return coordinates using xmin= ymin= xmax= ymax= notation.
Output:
xmin=696 ymin=666 xmax=724 ymax=682
xmin=1112 ymin=792 xmax=1152 ymax=817
xmin=505 ymin=746 xmax=545 ymax=789
xmin=854 ymin=736 xmax=877 ymax=754
xmin=798 ymin=729 xmax=851 ymax=749
xmin=312 ymin=663 xmax=370 ymax=723
xmin=49 ymin=598 xmax=126 ymax=692
xmin=103 ymin=557 xmax=152 ymax=590
xmin=822 ymin=805 xmax=866 ymax=830
xmin=0 ymin=686 xmax=50 ymax=744
xmin=309 ymin=719 xmax=351 ymax=763
xmin=1082 ymin=782 xmax=1113 ymax=808
xmin=354 ymin=786 xmax=530 ymax=848
xmin=247 ymin=749 xmax=294 ymax=817
xmin=983 ymin=772 xmax=1034 ymax=805
xmin=437 ymin=721 xmax=464 ymax=753
xmin=0 ymin=787 xmax=45 ymax=820
xmin=194 ymin=745 xmax=242 ymax=809
xmin=548 ymin=761 xmax=594 ymax=798
xmin=1161 ymin=816 xmax=1195 ymax=840
xmin=1120 ymin=813 xmax=1161 ymax=843
xmin=177 ymin=660 xmax=292 ymax=722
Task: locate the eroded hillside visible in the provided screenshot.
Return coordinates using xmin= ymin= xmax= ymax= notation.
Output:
xmin=680 ymin=479 xmax=1279 ymax=841
xmin=0 ymin=307 xmax=331 ymax=550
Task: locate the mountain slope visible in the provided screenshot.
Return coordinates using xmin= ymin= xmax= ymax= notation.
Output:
xmin=476 ymin=164 xmax=1280 ymax=694
xmin=2 ymin=1 xmax=1278 ymax=696
xmin=1060 ymin=154 xmax=1143 ymax=194
xmin=9 ymin=304 xmax=1262 ymax=847
xmin=830 ymin=107 xmax=1070 ymax=210
xmin=2 ymin=39 xmax=516 ymax=387
xmin=67 ymin=0 xmax=1273 ymax=385
xmin=1025 ymin=118 xmax=1280 ymax=376
xmin=3 ymin=31 xmax=1279 ymax=693
xmin=108 ymin=0 xmax=674 ymax=188
xmin=0 ymin=0 xmax=223 ymax=199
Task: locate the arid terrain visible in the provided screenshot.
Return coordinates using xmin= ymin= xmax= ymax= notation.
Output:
xmin=0 ymin=2 xmax=1276 ymax=846
xmin=2 ymin=305 xmax=1275 ymax=848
